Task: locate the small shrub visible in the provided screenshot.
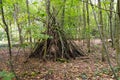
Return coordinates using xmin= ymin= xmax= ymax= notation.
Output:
xmin=0 ymin=70 xmax=15 ymax=80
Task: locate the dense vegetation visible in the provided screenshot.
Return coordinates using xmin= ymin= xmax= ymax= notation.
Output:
xmin=0 ymin=0 xmax=120 ymax=80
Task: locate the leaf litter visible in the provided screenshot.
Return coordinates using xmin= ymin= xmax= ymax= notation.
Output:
xmin=0 ymin=40 xmax=119 ymax=80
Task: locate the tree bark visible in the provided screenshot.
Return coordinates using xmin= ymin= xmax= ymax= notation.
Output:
xmin=90 ymin=0 xmax=118 ymax=79
xmin=109 ymin=0 xmax=114 ymax=47
xmin=86 ymin=0 xmax=90 ymax=53
xmin=98 ymin=0 xmax=105 ymax=61
xmin=61 ymin=0 xmax=66 ymax=29
xmin=82 ymin=0 xmax=86 ymax=45
xmin=14 ymin=3 xmax=23 ymax=44
xmin=26 ymin=0 xmax=32 ymax=43
xmin=115 ymin=0 xmax=120 ymax=67
xmin=0 ymin=0 xmax=19 ymax=79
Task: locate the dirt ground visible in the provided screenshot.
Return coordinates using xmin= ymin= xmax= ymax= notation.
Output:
xmin=0 ymin=39 xmax=119 ymax=80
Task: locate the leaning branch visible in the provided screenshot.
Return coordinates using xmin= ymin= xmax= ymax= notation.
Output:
xmin=89 ymin=0 xmax=118 ymax=79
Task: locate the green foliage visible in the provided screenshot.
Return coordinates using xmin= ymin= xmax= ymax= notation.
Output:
xmin=118 ymin=77 xmax=120 ymax=80
xmin=56 ymin=58 xmax=69 ymax=63
xmin=22 ymin=71 xmax=40 ymax=77
xmin=94 ymin=68 xmax=110 ymax=76
xmin=33 ymin=33 xmax=53 ymax=40
xmin=94 ymin=70 xmax=100 ymax=76
xmin=0 ymin=0 xmax=117 ymax=44
xmin=20 ymin=42 xmax=29 ymax=48
xmin=25 ymin=25 xmax=53 ymax=40
xmin=0 ymin=70 xmax=15 ymax=80
xmin=91 ymin=29 xmax=99 ymax=38
xmin=64 ymin=27 xmax=76 ymax=38
xmin=101 ymin=68 xmax=109 ymax=75
xmin=113 ymin=66 xmax=120 ymax=73
xmin=0 ymin=31 xmax=4 ymax=40
xmin=80 ymin=73 xmax=87 ymax=79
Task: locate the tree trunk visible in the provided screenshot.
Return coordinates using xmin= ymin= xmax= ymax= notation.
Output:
xmin=26 ymin=0 xmax=32 ymax=43
xmin=90 ymin=0 xmax=118 ymax=79
xmin=0 ymin=0 xmax=18 ymax=79
xmin=86 ymin=0 xmax=90 ymax=53
xmin=115 ymin=0 xmax=120 ymax=66
xmin=82 ymin=0 xmax=86 ymax=45
xmin=14 ymin=3 xmax=23 ymax=44
xmin=98 ymin=0 xmax=105 ymax=61
xmin=61 ymin=0 xmax=66 ymax=29
xmin=109 ymin=0 xmax=114 ymax=47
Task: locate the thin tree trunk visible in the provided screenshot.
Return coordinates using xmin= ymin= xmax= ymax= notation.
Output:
xmin=98 ymin=0 xmax=105 ymax=61
xmin=61 ymin=0 xmax=66 ymax=28
xmin=115 ymin=0 xmax=120 ymax=67
xmin=109 ymin=0 xmax=114 ymax=47
xmin=26 ymin=0 xmax=32 ymax=43
xmin=9 ymin=21 xmax=12 ymax=43
xmin=86 ymin=0 xmax=90 ymax=53
xmin=46 ymin=0 xmax=51 ymax=34
xmin=0 ymin=0 xmax=19 ymax=79
xmin=82 ymin=0 xmax=86 ymax=45
xmin=18 ymin=24 xmax=23 ymax=44
xmin=90 ymin=0 xmax=118 ymax=79
xmin=14 ymin=3 xmax=23 ymax=44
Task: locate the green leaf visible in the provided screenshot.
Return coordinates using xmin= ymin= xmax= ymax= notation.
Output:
xmin=118 ymin=77 xmax=120 ymax=80
xmin=0 ymin=71 xmax=6 ymax=77
xmin=0 ymin=71 xmax=14 ymax=80
xmin=32 ymin=1 xmax=38 ymax=5
xmin=3 ymin=77 xmax=12 ymax=80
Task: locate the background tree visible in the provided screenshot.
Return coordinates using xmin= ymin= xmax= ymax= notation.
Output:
xmin=109 ymin=0 xmax=114 ymax=47
xmin=90 ymin=0 xmax=118 ymax=79
xmin=26 ymin=0 xmax=32 ymax=43
xmin=14 ymin=3 xmax=23 ymax=44
xmin=82 ymin=0 xmax=86 ymax=45
xmin=86 ymin=0 xmax=90 ymax=52
xmin=115 ymin=0 xmax=120 ymax=66
xmin=98 ymin=0 xmax=105 ymax=61
xmin=0 ymin=0 xmax=18 ymax=79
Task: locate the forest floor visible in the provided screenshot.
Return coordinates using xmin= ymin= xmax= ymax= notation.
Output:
xmin=0 ymin=39 xmax=119 ymax=80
